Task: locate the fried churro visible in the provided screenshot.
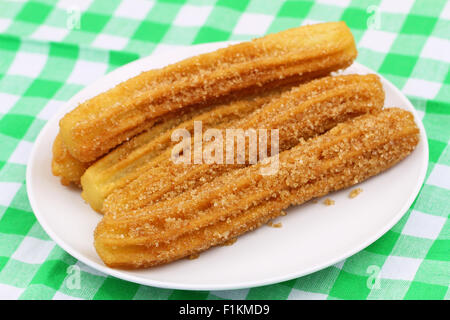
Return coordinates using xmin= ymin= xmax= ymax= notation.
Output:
xmin=52 ymin=113 xmax=176 ymax=187
xmin=52 ymin=134 xmax=91 ymax=187
xmin=81 ymin=85 xmax=292 ymax=211
xmin=52 ymin=102 xmax=208 ymax=186
xmin=94 ymin=108 xmax=419 ymax=268
xmin=53 ymin=76 xmax=318 ymax=187
xmin=102 ymin=74 xmax=384 ymax=215
xmin=60 ymin=22 xmax=357 ymax=162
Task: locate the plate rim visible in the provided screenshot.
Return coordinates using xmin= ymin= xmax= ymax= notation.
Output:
xmin=26 ymin=41 xmax=429 ymax=291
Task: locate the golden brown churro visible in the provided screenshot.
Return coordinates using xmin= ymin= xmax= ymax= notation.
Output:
xmin=59 ymin=22 xmax=357 ymax=162
xmin=81 ymin=85 xmax=292 ymax=212
xmin=53 ymin=78 xmax=316 ymax=186
xmin=51 ymin=134 xmax=91 ymax=187
xmin=95 ymin=108 xmax=419 ymax=268
xmin=52 ymin=103 xmax=204 ymax=186
xmin=102 ymin=74 xmax=384 ymax=215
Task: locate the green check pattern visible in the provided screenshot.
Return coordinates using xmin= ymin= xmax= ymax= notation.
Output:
xmin=0 ymin=0 xmax=448 ymax=300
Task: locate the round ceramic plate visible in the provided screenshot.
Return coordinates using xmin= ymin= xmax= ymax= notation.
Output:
xmin=27 ymin=41 xmax=428 ymax=291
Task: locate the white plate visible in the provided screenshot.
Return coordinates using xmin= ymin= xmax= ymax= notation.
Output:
xmin=26 ymin=41 xmax=428 ymax=291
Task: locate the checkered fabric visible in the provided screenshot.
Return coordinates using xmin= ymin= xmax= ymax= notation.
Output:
xmin=0 ymin=0 xmax=448 ymax=300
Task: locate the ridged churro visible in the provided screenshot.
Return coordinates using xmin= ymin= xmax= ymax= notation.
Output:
xmin=52 ymin=103 xmax=207 ymax=186
xmin=54 ymin=76 xmax=319 ymax=186
xmin=102 ymin=74 xmax=384 ymax=215
xmin=81 ymin=85 xmax=293 ymax=212
xmin=60 ymin=22 xmax=357 ymax=162
xmin=95 ymin=108 xmax=419 ymax=268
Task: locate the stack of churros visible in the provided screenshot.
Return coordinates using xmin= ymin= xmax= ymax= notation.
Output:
xmin=52 ymin=22 xmax=419 ymax=269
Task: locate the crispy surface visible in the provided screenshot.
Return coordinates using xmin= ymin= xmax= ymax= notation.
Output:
xmin=103 ymin=74 xmax=384 ymax=215
xmin=81 ymin=85 xmax=292 ymax=212
xmin=60 ymin=22 xmax=357 ymax=162
xmin=95 ymin=108 xmax=419 ymax=269
xmin=53 ymin=103 xmax=202 ymax=186
xmin=54 ymin=73 xmax=327 ymax=188
xmin=51 ymin=134 xmax=90 ymax=187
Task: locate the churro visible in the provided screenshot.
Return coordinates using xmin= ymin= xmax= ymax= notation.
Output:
xmin=81 ymin=85 xmax=293 ymax=212
xmin=52 ymin=103 xmax=207 ymax=186
xmin=103 ymin=74 xmax=384 ymax=215
xmin=94 ymin=108 xmax=419 ymax=268
xmin=51 ymin=134 xmax=91 ymax=187
xmin=60 ymin=22 xmax=357 ymax=162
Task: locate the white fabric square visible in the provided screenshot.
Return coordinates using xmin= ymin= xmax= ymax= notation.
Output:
xmin=301 ymin=19 xmax=323 ymax=26
xmin=316 ymin=0 xmax=351 ymax=7
xmin=8 ymin=52 xmax=47 ymax=78
xmin=426 ymin=164 xmax=450 ymax=190
xmin=11 ymin=237 xmax=55 ymax=264
xmin=380 ymin=256 xmax=422 ymax=281
xmin=0 ymin=93 xmax=20 ymax=114
xmin=8 ymin=140 xmax=34 ymax=165
xmin=37 ymin=100 xmax=64 ymax=120
xmin=359 ymin=30 xmax=397 ymax=52
xmin=402 ymin=210 xmax=446 ymax=240
xmin=53 ymin=292 xmax=83 ymax=300
xmin=173 ymin=4 xmax=212 ymax=27
xmin=288 ymin=289 xmax=327 ymax=300
xmin=213 ymin=288 xmax=249 ymax=300
xmin=57 ymin=0 xmax=93 ymax=11
xmin=0 ymin=182 xmax=21 ymax=207
xmin=421 ymin=37 xmax=450 ymax=63
xmin=0 ymin=284 xmax=24 ymax=300
xmin=115 ymin=0 xmax=154 ymax=19
xmin=0 ymin=18 xmax=11 ymax=33
xmin=402 ymin=78 xmax=441 ymax=99
xmin=92 ymin=34 xmax=129 ymax=51
xmin=67 ymin=60 xmax=108 ymax=85
xmin=233 ymin=13 xmax=273 ymax=35
xmin=441 ymin=0 xmax=450 ymax=20
xmin=416 ymin=109 xmax=425 ymax=121
xmin=31 ymin=25 xmax=69 ymax=42
xmin=379 ymin=0 xmax=414 ymax=13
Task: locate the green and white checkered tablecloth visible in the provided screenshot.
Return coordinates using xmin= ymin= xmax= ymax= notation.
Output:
xmin=0 ymin=0 xmax=448 ymax=300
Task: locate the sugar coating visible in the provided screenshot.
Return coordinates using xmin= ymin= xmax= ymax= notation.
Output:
xmin=102 ymin=74 xmax=384 ymax=216
xmin=349 ymin=188 xmax=363 ymax=198
xmin=267 ymin=221 xmax=283 ymax=228
xmin=59 ymin=22 xmax=357 ymax=162
xmin=94 ymin=108 xmax=419 ymax=269
xmin=81 ymin=85 xmax=291 ymax=212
